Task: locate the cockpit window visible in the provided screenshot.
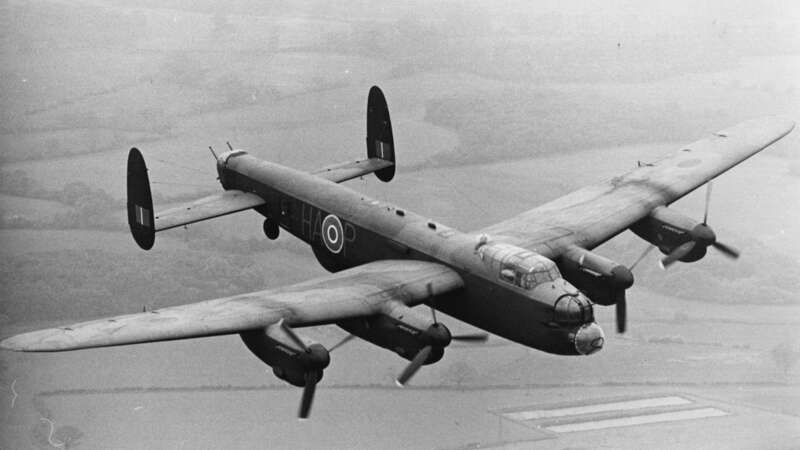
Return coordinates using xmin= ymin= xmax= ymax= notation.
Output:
xmin=520 ymin=262 xmax=559 ymax=289
xmin=500 ymin=268 xmax=516 ymax=284
xmin=480 ymin=243 xmax=561 ymax=290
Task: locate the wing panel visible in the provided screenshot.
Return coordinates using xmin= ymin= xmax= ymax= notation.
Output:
xmin=1 ymin=260 xmax=463 ymax=352
xmin=480 ymin=116 xmax=795 ymax=256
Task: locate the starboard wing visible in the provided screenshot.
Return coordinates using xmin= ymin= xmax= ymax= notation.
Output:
xmin=480 ymin=116 xmax=795 ymax=256
xmin=0 ymin=260 xmax=463 ymax=352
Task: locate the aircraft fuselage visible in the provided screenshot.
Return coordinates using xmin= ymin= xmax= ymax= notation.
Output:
xmin=218 ymin=151 xmax=602 ymax=356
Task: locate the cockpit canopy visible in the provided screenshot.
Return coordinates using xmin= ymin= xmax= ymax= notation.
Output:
xmin=477 ymin=242 xmax=562 ymax=290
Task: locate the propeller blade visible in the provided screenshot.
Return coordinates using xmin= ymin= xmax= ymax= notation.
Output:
xmin=660 ymin=241 xmax=696 ymax=269
xmin=616 ymin=297 xmax=627 ymax=334
xmin=298 ymin=372 xmax=318 ymax=419
xmin=395 ymin=345 xmax=432 ymax=387
xmin=425 ymin=282 xmax=438 ymax=324
xmin=451 ymin=333 xmax=489 ymax=342
xmin=629 ymin=244 xmax=655 ymax=271
xmin=279 ymin=319 xmax=309 ymax=352
xmin=712 ymin=241 xmax=740 ymax=259
xmin=703 ymin=182 xmax=713 ymax=225
xmin=329 ymin=334 xmax=356 ymax=352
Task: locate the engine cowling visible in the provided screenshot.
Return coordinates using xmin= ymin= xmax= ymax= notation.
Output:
xmin=240 ymin=323 xmax=330 ymax=387
xmin=337 ymin=301 xmax=449 ymax=365
xmin=630 ymin=206 xmax=709 ymax=263
xmin=558 ymin=247 xmax=633 ymax=306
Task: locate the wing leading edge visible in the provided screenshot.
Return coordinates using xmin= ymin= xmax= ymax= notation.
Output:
xmin=0 ymin=260 xmax=463 ymax=352
xmin=480 ymin=116 xmax=795 ymax=256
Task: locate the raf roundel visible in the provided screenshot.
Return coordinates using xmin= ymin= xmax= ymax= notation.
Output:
xmin=321 ymin=214 xmax=344 ymax=254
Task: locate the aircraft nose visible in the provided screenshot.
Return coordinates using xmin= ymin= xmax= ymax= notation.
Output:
xmin=574 ymin=322 xmax=605 ymax=355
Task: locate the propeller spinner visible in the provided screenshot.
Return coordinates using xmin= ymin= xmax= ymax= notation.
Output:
xmin=660 ymin=182 xmax=740 ymax=269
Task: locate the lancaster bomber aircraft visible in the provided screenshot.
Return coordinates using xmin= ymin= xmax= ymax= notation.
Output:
xmin=2 ymin=86 xmax=794 ymax=418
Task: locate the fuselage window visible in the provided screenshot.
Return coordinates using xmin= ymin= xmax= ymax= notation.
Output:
xmin=500 ymin=268 xmax=516 ymax=285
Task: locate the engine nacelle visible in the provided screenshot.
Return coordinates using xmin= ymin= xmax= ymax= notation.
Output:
xmin=240 ymin=323 xmax=330 ymax=387
xmin=337 ymin=301 xmax=449 ymax=365
xmin=630 ymin=206 xmax=708 ymax=262
xmin=558 ymin=247 xmax=633 ymax=306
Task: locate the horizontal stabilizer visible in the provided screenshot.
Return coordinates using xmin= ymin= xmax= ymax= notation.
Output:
xmin=126 ymin=148 xmax=266 ymax=250
xmin=154 ymin=190 xmax=266 ymax=232
xmin=311 ymin=86 xmax=397 ymax=184
xmin=312 ymin=158 xmax=394 ymax=183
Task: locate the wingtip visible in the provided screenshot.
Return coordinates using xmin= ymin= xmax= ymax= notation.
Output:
xmin=771 ymin=115 xmax=796 ymax=131
xmin=0 ymin=336 xmax=24 ymax=352
xmin=0 ymin=329 xmax=70 ymax=352
xmin=729 ymin=116 xmax=795 ymax=136
xmin=760 ymin=115 xmax=796 ymax=135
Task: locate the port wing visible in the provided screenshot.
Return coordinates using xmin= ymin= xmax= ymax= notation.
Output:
xmin=1 ymin=260 xmax=462 ymax=352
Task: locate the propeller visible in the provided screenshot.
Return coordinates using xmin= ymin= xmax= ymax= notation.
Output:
xmin=698 ymin=182 xmax=741 ymax=263
xmin=278 ymin=320 xmax=328 ymax=420
xmin=660 ymin=182 xmax=740 ymax=269
xmin=425 ymin=282 xmax=488 ymax=343
xmin=395 ymin=345 xmax=432 ymax=387
xmin=298 ymin=371 xmax=318 ymax=420
xmin=395 ymin=325 xmax=488 ymax=387
xmin=629 ymin=244 xmax=655 ymax=272
xmin=615 ymin=244 xmax=656 ymax=334
xmin=280 ymin=319 xmax=308 ymax=352
xmin=450 ymin=333 xmax=490 ymax=342
xmin=660 ymin=241 xmax=697 ymax=269
xmin=328 ymin=333 xmax=356 ymax=352
xmin=395 ymin=284 xmax=488 ymax=386
xmin=615 ymin=298 xmax=627 ymax=334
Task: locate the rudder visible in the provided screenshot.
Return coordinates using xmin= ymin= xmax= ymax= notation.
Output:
xmin=127 ymin=148 xmax=155 ymax=250
xmin=366 ymin=86 xmax=395 ymax=182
